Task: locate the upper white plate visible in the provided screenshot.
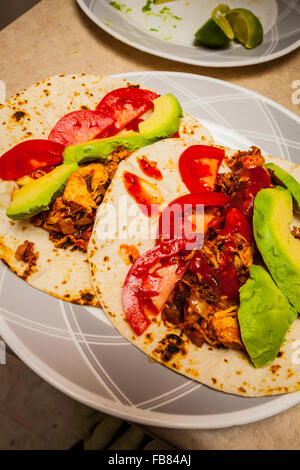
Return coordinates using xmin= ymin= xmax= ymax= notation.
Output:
xmin=77 ymin=0 xmax=300 ymax=67
xmin=1 ymin=71 xmax=300 ymax=429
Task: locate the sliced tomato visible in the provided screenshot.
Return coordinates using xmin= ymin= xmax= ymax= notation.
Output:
xmin=96 ymin=87 xmax=159 ymax=137
xmin=191 ymin=208 xmax=253 ymax=301
xmin=48 ymin=110 xmax=114 ymax=147
xmin=29 ymin=165 xmax=56 ymax=179
xmin=220 ymin=207 xmax=252 ymax=242
xmin=0 ymin=139 xmax=64 ymax=181
xmin=217 ymin=254 xmax=241 ymax=301
xmin=216 ymin=209 xmax=252 ymax=300
xmin=123 ymin=239 xmax=189 ymax=336
xmin=123 ymin=192 xmax=231 ymax=336
xmin=156 ymin=192 xmax=230 ymax=249
xmin=125 ymin=117 xmax=144 ymax=132
xmin=225 ymin=159 xmax=271 ymax=219
xmin=189 ymin=251 xmax=218 ymax=290
xmin=179 ymin=145 xmax=225 ymax=193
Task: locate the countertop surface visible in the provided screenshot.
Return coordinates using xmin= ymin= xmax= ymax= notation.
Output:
xmin=1 ymin=0 xmax=300 ymax=450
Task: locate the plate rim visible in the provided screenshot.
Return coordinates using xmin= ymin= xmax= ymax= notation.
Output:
xmin=76 ymin=0 xmax=300 ymax=68
xmin=1 ymin=71 xmax=300 ymax=430
xmin=1 ymin=317 xmax=300 ymax=430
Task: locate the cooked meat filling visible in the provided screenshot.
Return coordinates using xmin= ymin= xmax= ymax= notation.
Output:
xmin=31 ymin=148 xmax=130 ymax=251
xmin=292 ymin=226 xmax=300 ymax=239
xmin=162 ymin=147 xmax=271 ymax=352
xmin=15 ymin=240 xmax=38 ymax=265
xmin=163 ymin=230 xmax=249 ymax=351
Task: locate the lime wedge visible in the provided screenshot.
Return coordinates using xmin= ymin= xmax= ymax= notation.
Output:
xmin=195 ymin=4 xmax=234 ymax=48
xmin=226 ymin=8 xmax=263 ymax=49
xmin=212 ymin=4 xmax=235 ymax=40
xmin=195 ymin=18 xmax=231 ymax=48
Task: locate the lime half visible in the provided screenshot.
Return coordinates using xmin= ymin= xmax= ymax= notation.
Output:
xmin=195 ymin=18 xmax=231 ymax=48
xmin=226 ymin=8 xmax=263 ymax=49
xmin=195 ymin=4 xmax=233 ymax=48
xmin=212 ymin=4 xmax=235 ymax=41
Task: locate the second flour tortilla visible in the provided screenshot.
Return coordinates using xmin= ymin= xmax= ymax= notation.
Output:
xmin=88 ymin=139 xmax=300 ymax=396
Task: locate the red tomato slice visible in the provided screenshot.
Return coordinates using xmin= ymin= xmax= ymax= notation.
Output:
xmin=0 ymin=139 xmax=64 ymax=181
xmin=48 ymin=110 xmax=114 ymax=147
xmin=191 ymin=208 xmax=253 ymax=301
xmin=217 ymin=208 xmax=253 ymax=300
xmin=157 ymin=192 xmax=230 ymax=249
xmin=125 ymin=117 xmax=143 ymax=132
xmin=225 ymin=164 xmax=271 ymax=219
xmin=123 ymin=192 xmax=231 ymax=336
xmin=96 ymin=87 xmax=159 ymax=137
xmin=123 ymin=239 xmax=189 ymax=336
xmin=179 ymin=145 xmax=225 ymax=193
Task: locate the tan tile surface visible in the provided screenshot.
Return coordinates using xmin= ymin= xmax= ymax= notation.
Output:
xmin=0 ymin=353 xmax=78 ymax=450
xmin=0 ymin=0 xmax=299 ymax=120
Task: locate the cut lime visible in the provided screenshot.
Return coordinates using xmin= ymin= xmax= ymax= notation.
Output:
xmin=195 ymin=4 xmax=234 ymax=48
xmin=195 ymin=18 xmax=231 ymax=48
xmin=226 ymin=8 xmax=263 ymax=49
xmin=212 ymin=4 xmax=235 ymax=41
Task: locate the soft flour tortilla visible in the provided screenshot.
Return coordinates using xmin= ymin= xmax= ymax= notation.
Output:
xmin=0 ymin=74 xmax=213 ymax=305
xmin=88 ymin=140 xmax=300 ymax=397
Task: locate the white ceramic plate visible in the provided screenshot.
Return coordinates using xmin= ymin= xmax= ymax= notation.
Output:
xmin=77 ymin=0 xmax=300 ymax=67
xmin=1 ymin=71 xmax=300 ymax=429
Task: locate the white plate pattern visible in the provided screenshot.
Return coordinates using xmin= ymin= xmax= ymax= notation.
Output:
xmin=0 ymin=72 xmax=300 ymax=429
xmin=77 ymin=0 xmax=300 ymax=67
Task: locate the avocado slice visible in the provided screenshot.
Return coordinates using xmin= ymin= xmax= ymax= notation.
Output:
xmin=138 ymin=94 xmax=183 ymax=140
xmin=63 ymin=132 xmax=148 ymax=165
xmin=238 ymin=265 xmax=297 ymax=368
xmin=6 ymin=162 xmax=78 ymax=220
xmin=253 ymin=187 xmax=300 ymax=312
xmin=7 ymin=93 xmax=182 ymax=220
xmin=64 ymin=94 xmax=182 ymax=165
xmin=266 ymin=162 xmax=300 ymax=210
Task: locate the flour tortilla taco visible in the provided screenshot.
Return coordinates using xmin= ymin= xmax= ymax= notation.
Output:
xmin=88 ymin=138 xmax=300 ymax=397
xmin=0 ymin=74 xmax=213 ymax=305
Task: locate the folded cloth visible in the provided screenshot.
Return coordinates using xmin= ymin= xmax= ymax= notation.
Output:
xmin=73 ymin=402 xmax=174 ymax=451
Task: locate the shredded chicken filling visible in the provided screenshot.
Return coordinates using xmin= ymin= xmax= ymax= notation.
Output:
xmin=163 ymin=231 xmax=252 ymax=351
xmin=162 ymin=147 xmax=270 ymax=352
xmin=31 ymin=147 xmax=130 ymax=251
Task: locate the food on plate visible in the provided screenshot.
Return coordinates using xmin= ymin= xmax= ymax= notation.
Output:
xmin=238 ymin=265 xmax=297 ymax=368
xmin=154 ymin=0 xmax=176 ymax=4
xmin=226 ymin=8 xmax=263 ymax=50
xmin=89 ymin=140 xmax=300 ymax=396
xmin=0 ymin=74 xmax=213 ymax=305
xmin=195 ymin=4 xmax=263 ymax=50
xmin=6 ymin=93 xmax=182 ymax=220
xmin=253 ymin=187 xmax=300 ymax=313
xmin=265 ymin=162 xmax=300 ymax=209
xmin=142 ymin=0 xmax=177 ymax=13
xmin=195 ymin=4 xmax=234 ymax=48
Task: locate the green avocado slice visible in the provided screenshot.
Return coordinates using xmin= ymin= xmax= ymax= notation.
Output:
xmin=138 ymin=93 xmax=183 ymax=140
xmin=63 ymin=133 xmax=148 ymax=165
xmin=253 ymin=187 xmax=300 ymax=313
xmin=6 ymin=93 xmax=182 ymax=220
xmin=238 ymin=265 xmax=297 ymax=368
xmin=266 ymin=162 xmax=300 ymax=210
xmin=64 ymin=94 xmax=183 ymax=165
xmin=6 ymin=162 xmax=78 ymax=220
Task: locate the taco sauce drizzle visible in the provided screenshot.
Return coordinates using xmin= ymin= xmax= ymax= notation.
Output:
xmin=123 ymin=171 xmax=163 ymax=217
xmin=137 ymin=156 xmax=163 ymax=181
xmin=123 ymin=146 xmax=273 ymax=340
